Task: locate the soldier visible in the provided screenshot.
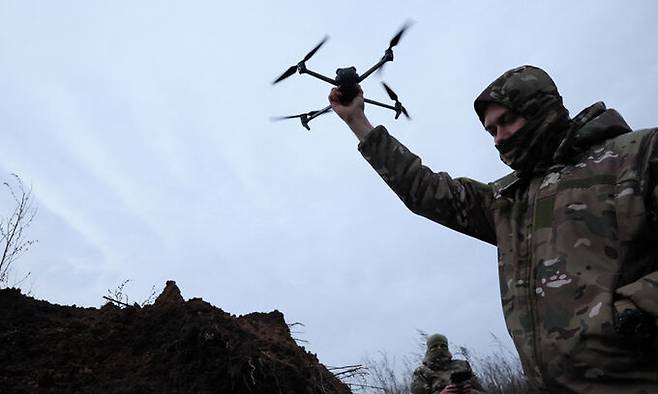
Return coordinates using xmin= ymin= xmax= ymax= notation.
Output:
xmin=329 ymin=65 xmax=658 ymax=393
xmin=410 ymin=333 xmax=483 ymax=394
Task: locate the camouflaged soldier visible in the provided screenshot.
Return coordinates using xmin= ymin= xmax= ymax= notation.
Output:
xmin=410 ymin=334 xmax=483 ymax=394
xmin=329 ymin=65 xmax=658 ymax=393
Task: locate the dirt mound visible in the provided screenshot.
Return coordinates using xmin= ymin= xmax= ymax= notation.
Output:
xmin=0 ymin=281 xmax=351 ymax=394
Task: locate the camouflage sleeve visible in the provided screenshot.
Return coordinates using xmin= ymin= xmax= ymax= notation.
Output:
xmin=410 ymin=367 xmax=428 ymax=394
xmin=616 ymin=129 xmax=658 ymax=318
xmin=358 ymin=125 xmax=497 ymax=245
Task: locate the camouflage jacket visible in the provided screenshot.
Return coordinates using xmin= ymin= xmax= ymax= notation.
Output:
xmin=358 ymin=103 xmax=658 ymax=393
xmin=410 ymin=359 xmax=483 ymax=394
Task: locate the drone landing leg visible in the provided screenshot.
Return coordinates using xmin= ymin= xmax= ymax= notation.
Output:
xmin=300 ymin=105 xmax=333 ymax=130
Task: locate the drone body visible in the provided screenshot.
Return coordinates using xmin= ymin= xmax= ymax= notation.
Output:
xmin=335 ymin=67 xmax=360 ymax=105
xmin=272 ymin=24 xmax=411 ymax=130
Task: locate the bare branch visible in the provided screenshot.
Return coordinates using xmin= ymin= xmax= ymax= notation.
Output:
xmin=103 ymin=281 xmax=162 ymax=308
xmin=0 ymin=174 xmax=38 ymax=288
xmin=140 ymin=284 xmax=160 ymax=307
xmin=102 ymin=295 xmax=132 ymax=308
xmin=106 ymin=279 xmax=131 ymax=307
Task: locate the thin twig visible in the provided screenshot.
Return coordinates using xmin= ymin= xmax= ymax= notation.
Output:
xmin=102 ymin=295 xmax=132 ymax=307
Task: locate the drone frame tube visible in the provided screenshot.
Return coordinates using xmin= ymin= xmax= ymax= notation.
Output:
xmin=358 ymin=49 xmax=394 ymax=83
xmin=363 ymin=98 xmax=395 ymax=111
xmin=300 ymin=105 xmax=333 ymax=130
xmin=298 ymin=63 xmax=338 ymax=86
xmin=364 ymin=98 xmax=406 ymax=120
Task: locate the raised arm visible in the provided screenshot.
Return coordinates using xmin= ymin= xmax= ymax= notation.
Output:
xmin=329 ymin=87 xmax=497 ymax=245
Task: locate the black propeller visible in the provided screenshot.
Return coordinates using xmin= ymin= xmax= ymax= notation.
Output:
xmin=382 ymin=82 xmax=410 ymax=120
xmin=388 ymin=22 xmax=411 ymax=51
xmin=374 ymin=21 xmax=412 ymax=77
xmin=271 ymin=107 xmax=333 ymax=131
xmin=303 ymin=36 xmax=329 ymax=62
xmin=272 ymin=36 xmax=329 ymax=84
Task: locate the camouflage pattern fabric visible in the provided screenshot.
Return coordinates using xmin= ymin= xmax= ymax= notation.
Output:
xmin=474 ymin=65 xmax=564 ymax=122
xmin=410 ymin=359 xmax=483 ymax=394
xmin=473 ymin=65 xmax=571 ymax=173
xmin=358 ymin=104 xmax=658 ymax=391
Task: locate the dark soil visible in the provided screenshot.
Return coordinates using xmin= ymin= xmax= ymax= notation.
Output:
xmin=0 ymin=281 xmax=351 ymax=394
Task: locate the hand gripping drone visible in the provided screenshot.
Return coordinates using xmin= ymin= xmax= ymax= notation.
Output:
xmin=271 ymin=24 xmax=411 ymax=130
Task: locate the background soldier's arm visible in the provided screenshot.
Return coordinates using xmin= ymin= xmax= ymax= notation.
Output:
xmin=410 ymin=367 xmax=431 ymax=394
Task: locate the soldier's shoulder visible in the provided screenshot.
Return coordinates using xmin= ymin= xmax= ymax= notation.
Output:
xmin=490 ymin=171 xmax=520 ymax=197
xmin=412 ymin=363 xmax=434 ymax=376
xmin=606 ymin=127 xmax=658 ymax=148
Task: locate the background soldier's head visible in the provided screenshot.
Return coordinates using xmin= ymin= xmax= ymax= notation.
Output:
xmin=425 ymin=333 xmax=452 ymax=366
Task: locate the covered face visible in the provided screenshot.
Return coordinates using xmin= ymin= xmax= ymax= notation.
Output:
xmin=474 ymin=65 xmax=571 ymax=172
xmin=424 ymin=333 xmax=452 ymax=366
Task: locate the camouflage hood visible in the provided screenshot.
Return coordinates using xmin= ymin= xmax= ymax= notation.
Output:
xmin=474 ymin=65 xmax=571 ymax=174
xmin=553 ymin=101 xmax=631 ymax=162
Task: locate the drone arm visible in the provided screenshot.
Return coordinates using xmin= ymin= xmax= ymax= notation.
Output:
xmin=364 ymin=98 xmax=408 ymax=120
xmin=364 ymin=98 xmax=396 ymax=111
xmin=299 ymin=105 xmax=333 ymax=131
xmin=299 ymin=64 xmax=338 ymax=85
xmin=307 ymin=105 xmax=333 ymax=121
xmin=358 ymin=49 xmax=394 ymax=82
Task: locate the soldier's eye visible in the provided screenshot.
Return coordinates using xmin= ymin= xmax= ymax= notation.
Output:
xmin=500 ymin=111 xmax=519 ymax=125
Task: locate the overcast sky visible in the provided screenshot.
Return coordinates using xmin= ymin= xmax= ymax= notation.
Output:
xmin=2 ymin=0 xmax=658 ymax=373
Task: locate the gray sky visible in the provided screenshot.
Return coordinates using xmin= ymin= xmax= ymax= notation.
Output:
xmin=2 ymin=0 xmax=658 ymax=371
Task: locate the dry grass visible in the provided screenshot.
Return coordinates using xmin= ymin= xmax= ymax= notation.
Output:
xmin=341 ymin=331 xmax=527 ymax=394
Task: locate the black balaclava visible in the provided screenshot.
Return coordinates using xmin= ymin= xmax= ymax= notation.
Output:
xmin=474 ymin=65 xmax=572 ymax=174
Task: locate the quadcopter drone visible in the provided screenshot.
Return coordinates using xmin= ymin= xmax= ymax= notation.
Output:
xmin=271 ymin=24 xmax=411 ymax=130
